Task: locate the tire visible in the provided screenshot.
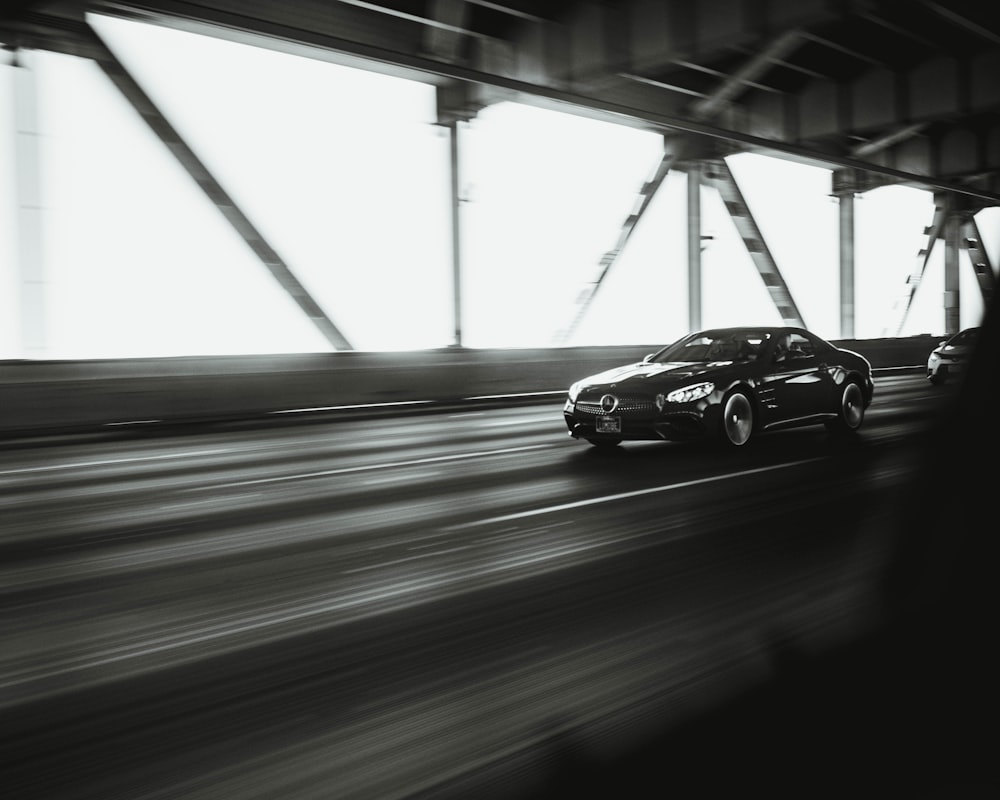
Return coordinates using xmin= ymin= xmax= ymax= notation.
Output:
xmin=825 ymin=379 xmax=865 ymax=433
xmin=928 ymin=373 xmax=944 ymax=386
xmin=720 ymin=389 xmax=754 ymax=446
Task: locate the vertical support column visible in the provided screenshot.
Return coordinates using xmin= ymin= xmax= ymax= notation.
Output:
xmin=447 ymin=119 xmax=464 ymax=347
xmin=943 ymin=198 xmax=961 ymax=335
xmin=687 ymin=162 xmax=702 ymax=332
xmin=838 ymin=192 xmax=856 ymax=339
xmin=13 ymin=49 xmax=46 ymax=358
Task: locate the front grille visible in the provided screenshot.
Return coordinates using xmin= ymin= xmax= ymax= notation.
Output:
xmin=575 ymin=397 xmax=656 ymax=417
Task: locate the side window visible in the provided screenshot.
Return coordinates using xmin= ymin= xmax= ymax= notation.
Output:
xmin=787 ymin=333 xmax=813 ymax=356
xmin=683 ymin=336 xmax=714 ymax=360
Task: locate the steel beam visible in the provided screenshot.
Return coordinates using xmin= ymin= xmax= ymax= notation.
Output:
xmin=80 ymin=20 xmax=354 ymax=350
xmin=687 ymin=160 xmax=702 ymax=331
xmin=896 ymin=197 xmax=992 ymax=334
xmin=923 ymin=2 xmax=1000 ymax=46
xmin=839 ymin=192 xmax=855 ymax=338
xmin=557 ymin=134 xmax=681 ymax=344
xmin=944 ymin=202 xmax=961 ymax=334
xmin=850 ymin=121 xmax=928 ymax=158
xmin=447 ymin=119 xmax=464 ymax=347
xmin=559 ymin=28 xmax=808 ymax=344
xmin=702 ymin=159 xmax=805 ymax=327
xmin=962 ymin=217 xmax=996 ymax=307
xmin=56 ymin=5 xmax=1000 ymax=205
xmin=893 ymin=200 xmax=946 ymax=335
xmin=690 ymin=29 xmax=803 ymax=119
xmin=423 ymin=0 xmax=470 ymax=63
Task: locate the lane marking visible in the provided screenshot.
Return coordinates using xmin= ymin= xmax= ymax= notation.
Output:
xmin=270 ymin=400 xmax=432 ymax=414
xmin=458 ymin=457 xmax=824 ymax=527
xmin=482 ymin=419 xmax=545 ymax=428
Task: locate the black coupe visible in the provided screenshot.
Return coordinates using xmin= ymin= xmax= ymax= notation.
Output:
xmin=563 ymin=326 xmax=874 ymax=447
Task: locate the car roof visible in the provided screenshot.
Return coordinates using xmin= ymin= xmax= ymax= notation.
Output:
xmin=692 ymin=326 xmax=781 ymax=335
xmin=690 ymin=326 xmax=812 ymax=338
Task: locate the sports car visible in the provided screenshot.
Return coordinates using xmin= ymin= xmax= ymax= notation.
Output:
xmin=563 ymin=326 xmax=874 ymax=447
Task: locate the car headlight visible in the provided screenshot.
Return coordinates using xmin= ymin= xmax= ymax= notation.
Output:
xmin=567 ymin=381 xmax=583 ymax=402
xmin=664 ymin=382 xmax=715 ymax=404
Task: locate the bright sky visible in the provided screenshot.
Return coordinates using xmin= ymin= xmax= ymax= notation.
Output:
xmin=2 ymin=13 xmax=997 ymax=359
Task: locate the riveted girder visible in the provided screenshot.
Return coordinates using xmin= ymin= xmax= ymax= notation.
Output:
xmin=556 ymin=134 xmax=683 ymax=344
xmin=963 ymin=217 xmax=996 ymax=308
xmin=892 ymin=193 xmax=994 ymax=336
xmin=702 ymin=158 xmax=805 ymax=328
xmin=81 ymin=20 xmax=355 ymax=351
xmin=891 ymin=200 xmax=947 ymax=335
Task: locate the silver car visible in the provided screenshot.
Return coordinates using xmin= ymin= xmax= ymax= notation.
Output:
xmin=927 ymin=327 xmax=979 ymax=385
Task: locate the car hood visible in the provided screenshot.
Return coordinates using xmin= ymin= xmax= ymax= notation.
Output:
xmin=577 ymin=360 xmax=731 ymax=389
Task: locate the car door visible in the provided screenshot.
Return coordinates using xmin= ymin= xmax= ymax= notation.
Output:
xmin=759 ymin=333 xmax=836 ymax=425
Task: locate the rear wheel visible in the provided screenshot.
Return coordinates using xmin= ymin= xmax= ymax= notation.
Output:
xmin=720 ymin=390 xmax=754 ymax=446
xmin=825 ymin=379 xmax=865 ymax=433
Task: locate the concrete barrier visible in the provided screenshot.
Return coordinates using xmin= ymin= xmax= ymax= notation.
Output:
xmin=0 ymin=335 xmax=941 ymax=438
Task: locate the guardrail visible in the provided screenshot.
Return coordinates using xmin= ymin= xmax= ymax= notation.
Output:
xmin=0 ymin=336 xmax=940 ymax=438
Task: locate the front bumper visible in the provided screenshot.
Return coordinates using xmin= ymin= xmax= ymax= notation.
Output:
xmin=928 ymin=357 xmax=963 ymax=381
xmin=563 ymin=400 xmax=719 ymax=442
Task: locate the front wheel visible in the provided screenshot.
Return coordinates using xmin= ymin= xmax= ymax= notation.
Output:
xmin=720 ymin=390 xmax=754 ymax=446
xmin=825 ymin=379 xmax=865 ymax=433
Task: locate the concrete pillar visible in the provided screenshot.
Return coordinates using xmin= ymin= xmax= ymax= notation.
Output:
xmin=687 ymin=163 xmax=702 ymax=331
xmin=838 ymin=192 xmax=856 ymax=338
xmin=12 ymin=49 xmax=47 ymax=358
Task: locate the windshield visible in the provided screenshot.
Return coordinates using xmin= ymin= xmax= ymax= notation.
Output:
xmin=650 ymin=330 xmax=772 ymax=363
xmin=947 ymin=328 xmax=978 ymax=347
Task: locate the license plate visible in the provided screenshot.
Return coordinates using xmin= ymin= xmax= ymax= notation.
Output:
xmin=596 ymin=416 xmax=621 ymax=433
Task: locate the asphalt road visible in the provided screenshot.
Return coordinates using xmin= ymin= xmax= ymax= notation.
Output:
xmin=0 ymin=374 xmax=964 ymax=798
